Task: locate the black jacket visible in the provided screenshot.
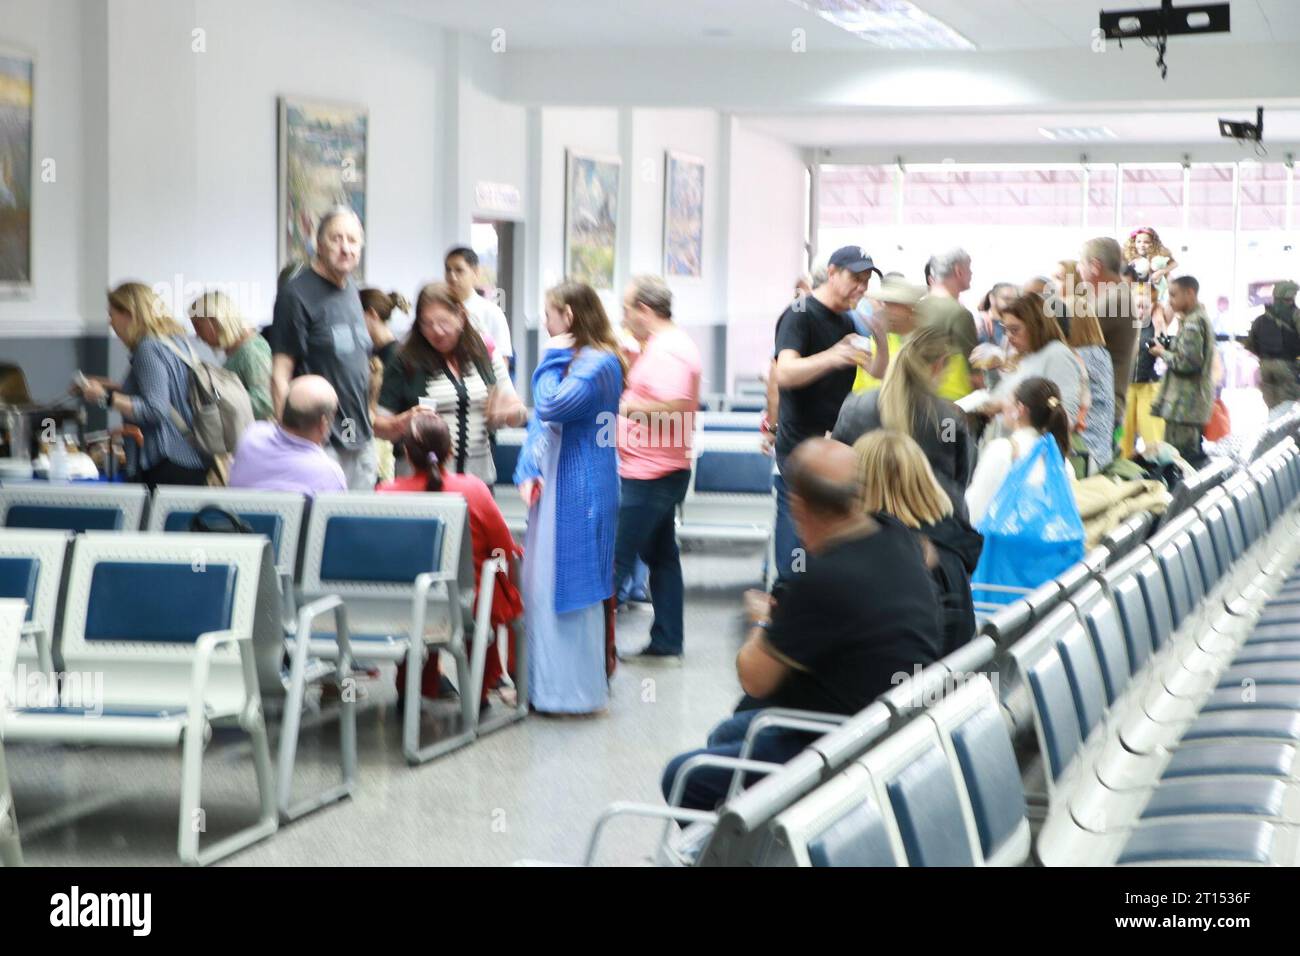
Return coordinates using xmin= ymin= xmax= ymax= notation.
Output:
xmin=919 ymin=514 xmax=984 ymax=656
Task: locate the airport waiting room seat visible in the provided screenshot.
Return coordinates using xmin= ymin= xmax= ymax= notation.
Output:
xmin=0 ymin=528 xmax=72 ymax=678
xmin=0 ymin=483 xmax=148 ymax=534
xmin=0 ymin=533 xmax=277 ymax=865
xmin=296 ymin=491 xmax=516 ymax=765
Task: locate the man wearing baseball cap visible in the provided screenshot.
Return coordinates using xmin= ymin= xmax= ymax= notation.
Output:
xmin=770 ymin=245 xmax=879 ymax=584
xmin=1243 ymin=280 xmax=1300 ymax=409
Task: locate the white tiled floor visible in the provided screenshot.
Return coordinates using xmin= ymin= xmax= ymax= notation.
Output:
xmin=10 ymin=547 xmax=764 ymax=866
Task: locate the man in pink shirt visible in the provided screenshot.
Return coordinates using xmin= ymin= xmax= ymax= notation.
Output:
xmin=615 ymin=275 xmax=702 ymax=659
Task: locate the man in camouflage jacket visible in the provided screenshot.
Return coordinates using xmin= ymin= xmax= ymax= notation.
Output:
xmin=1151 ymin=275 xmax=1214 ymax=466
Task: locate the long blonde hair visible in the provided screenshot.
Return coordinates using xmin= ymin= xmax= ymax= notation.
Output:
xmin=188 ymin=290 xmax=249 ymax=349
xmin=877 ymin=325 xmax=951 ymax=437
xmin=854 ymin=430 xmax=952 ymax=529
xmin=107 ymin=282 xmax=185 ymax=350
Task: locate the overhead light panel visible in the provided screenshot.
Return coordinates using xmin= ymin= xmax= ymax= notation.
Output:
xmin=1038 ymin=126 xmax=1119 ymax=143
xmin=787 ymin=0 xmax=976 ymax=50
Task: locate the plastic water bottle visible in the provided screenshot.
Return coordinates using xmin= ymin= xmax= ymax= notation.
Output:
xmin=49 ymin=436 xmax=68 ymax=481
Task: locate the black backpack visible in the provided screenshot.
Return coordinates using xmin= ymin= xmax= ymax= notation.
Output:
xmin=187 ymin=505 xmax=253 ymax=535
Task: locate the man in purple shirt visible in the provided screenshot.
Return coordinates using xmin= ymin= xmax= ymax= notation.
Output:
xmin=229 ymin=375 xmax=347 ymax=496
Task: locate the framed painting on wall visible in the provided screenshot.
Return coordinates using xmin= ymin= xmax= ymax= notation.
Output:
xmin=663 ymin=151 xmax=704 ymax=279
xmin=564 ymin=150 xmax=620 ymax=290
xmin=278 ymin=96 xmax=368 ymax=279
xmin=0 ymin=46 xmax=33 ymax=295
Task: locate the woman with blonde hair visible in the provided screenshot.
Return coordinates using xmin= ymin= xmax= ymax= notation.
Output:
xmin=375 ymin=282 xmax=525 ymax=483
xmin=75 ymin=282 xmax=211 ymax=487
xmin=833 ymin=325 xmax=974 ymax=517
xmin=188 ymin=290 xmax=273 ymax=420
xmin=854 ymin=430 xmax=981 ymax=654
xmin=515 ymin=280 xmax=625 ymax=715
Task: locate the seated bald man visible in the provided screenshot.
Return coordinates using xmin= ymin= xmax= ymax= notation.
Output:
xmin=228 ymin=374 xmax=348 ymax=496
xmin=660 ymin=437 xmax=942 ymax=814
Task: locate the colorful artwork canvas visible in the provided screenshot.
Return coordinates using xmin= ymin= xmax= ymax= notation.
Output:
xmin=0 ymin=49 xmax=33 ymax=293
xmin=663 ymin=151 xmax=704 ymax=278
xmin=564 ymin=150 xmax=620 ymax=290
xmin=279 ymin=97 xmax=368 ymax=278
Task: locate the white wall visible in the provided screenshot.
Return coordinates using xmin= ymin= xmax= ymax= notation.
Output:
xmin=0 ymin=0 xmax=89 ymax=336
xmin=536 ymin=106 xmax=621 ymax=318
xmin=459 ymin=39 xmax=528 ymax=232
xmin=3 ymin=2 xmax=815 ymax=402
xmin=105 ymin=0 xmax=444 ymax=325
xmin=726 ymin=120 xmax=807 ymax=387
xmin=627 ymin=109 xmax=720 ymax=326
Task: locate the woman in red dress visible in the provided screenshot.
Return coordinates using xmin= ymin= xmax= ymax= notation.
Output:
xmin=378 ymin=412 xmax=523 ymax=705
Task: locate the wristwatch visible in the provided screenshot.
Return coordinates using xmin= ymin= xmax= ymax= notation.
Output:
xmin=101 ymin=387 xmax=116 ymax=409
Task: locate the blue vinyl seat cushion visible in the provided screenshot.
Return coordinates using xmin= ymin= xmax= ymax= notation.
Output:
xmin=1219 ymin=663 xmax=1300 ymax=686
xmin=1234 ymin=643 xmax=1300 ymax=664
xmin=0 ymin=556 xmax=38 ymax=621
xmin=163 ymin=510 xmax=283 ymax=557
xmin=492 ymin=443 xmax=522 ymax=487
xmin=1135 ymin=562 xmax=1175 ymax=650
xmin=1141 ymin=778 xmax=1287 ymax=819
xmin=1161 ymin=742 xmax=1296 ymax=779
xmin=1026 ymin=650 xmax=1084 ymax=782
xmin=1079 ymin=597 xmax=1132 ymax=702
xmin=1180 ymin=709 xmax=1300 ymax=743
xmin=884 ymin=744 xmax=975 ymax=866
xmin=6 ymin=505 xmax=123 ymax=532
xmin=1200 ymin=686 xmax=1300 ymax=712
xmin=84 ymin=562 xmax=237 ymax=643
xmin=1118 ymin=820 xmax=1276 ymax=864
xmin=1056 ymin=622 xmax=1108 ymax=738
xmin=1108 ymin=575 xmax=1154 ymax=672
xmin=806 ymin=798 xmax=897 ymax=867
xmin=949 ymin=704 xmax=1026 ymax=859
xmin=693 ymin=451 xmax=773 ymax=495
xmin=319 ymin=516 xmax=444 ymax=584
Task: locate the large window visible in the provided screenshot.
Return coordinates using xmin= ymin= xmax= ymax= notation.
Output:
xmin=815 ymin=159 xmax=1300 ymax=334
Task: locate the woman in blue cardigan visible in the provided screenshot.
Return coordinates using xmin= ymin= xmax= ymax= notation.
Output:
xmin=515 ymin=281 xmax=626 ymax=715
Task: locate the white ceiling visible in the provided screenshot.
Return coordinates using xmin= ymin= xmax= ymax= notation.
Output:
xmin=744 ymin=106 xmax=1300 ymax=147
xmin=365 ymin=0 xmax=1300 ymax=51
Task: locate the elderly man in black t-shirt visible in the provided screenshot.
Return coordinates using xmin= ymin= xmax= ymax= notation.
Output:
xmin=770 ymin=246 xmax=881 ymax=584
xmin=661 ymin=438 xmax=942 ymax=813
xmin=269 ymin=206 xmax=376 ymax=490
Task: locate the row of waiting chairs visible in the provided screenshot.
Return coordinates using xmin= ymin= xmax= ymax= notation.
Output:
xmin=580 ymin=411 xmax=1300 ymax=866
xmin=0 ymin=485 xmax=522 ymax=865
xmin=491 ymin=429 xmax=775 ymax=555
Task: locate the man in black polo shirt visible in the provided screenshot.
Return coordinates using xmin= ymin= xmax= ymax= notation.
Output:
xmin=269 ymin=206 xmax=376 ymax=490
xmin=771 ymin=245 xmax=879 ymax=583
xmin=661 ymin=438 xmax=942 ymax=812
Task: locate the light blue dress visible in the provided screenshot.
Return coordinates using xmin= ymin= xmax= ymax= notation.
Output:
xmin=521 ymin=419 xmax=608 ymax=713
xmin=516 ymin=346 xmax=623 ymax=714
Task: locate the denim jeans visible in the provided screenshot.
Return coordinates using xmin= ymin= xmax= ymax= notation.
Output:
xmin=618 ymin=558 xmax=651 ymax=602
xmin=772 ymin=469 xmax=803 ymax=585
xmin=660 ymin=708 xmax=817 ymax=812
xmin=614 ymin=469 xmax=692 ymax=654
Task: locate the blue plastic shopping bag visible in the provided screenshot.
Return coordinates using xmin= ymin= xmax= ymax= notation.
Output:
xmin=971 ymin=433 xmax=1085 ymax=606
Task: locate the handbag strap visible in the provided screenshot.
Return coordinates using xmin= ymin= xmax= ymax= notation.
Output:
xmin=155 ymin=336 xmax=206 ymax=438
